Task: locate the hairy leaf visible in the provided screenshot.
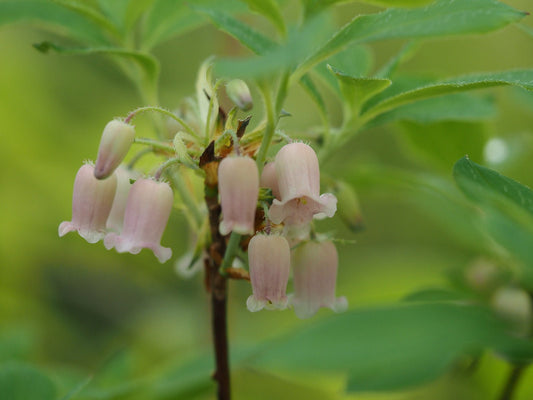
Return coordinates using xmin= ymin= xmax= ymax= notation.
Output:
xmin=194 ymin=6 xmax=276 ymax=54
xmin=239 ymin=0 xmax=286 ymax=36
xmin=296 ymin=0 xmax=526 ymax=79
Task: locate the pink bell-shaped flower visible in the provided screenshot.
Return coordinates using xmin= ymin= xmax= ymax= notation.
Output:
xmin=59 ymin=163 xmax=117 ymax=243
xmin=218 ymin=156 xmax=259 ymax=236
xmin=247 ymin=234 xmax=290 ymax=312
xmin=94 ymin=120 xmax=135 ymax=179
xmin=268 ymin=143 xmax=337 ymax=236
xmin=260 ymin=161 xmax=280 ymax=200
xmin=104 ymin=178 xmax=173 ymax=263
xmin=106 ymin=166 xmax=137 ymax=233
xmin=290 ymin=240 xmax=347 ymax=319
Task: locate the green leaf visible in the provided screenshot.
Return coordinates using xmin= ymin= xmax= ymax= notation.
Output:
xmin=362 ymin=70 xmax=533 ymax=123
xmin=328 ymin=65 xmax=391 ymax=118
xmin=376 ymin=41 xmax=420 ymax=79
xmin=453 ymin=156 xmax=533 ymax=217
xmin=253 ymin=303 xmax=533 ymax=391
xmin=97 ymin=0 xmax=153 ymax=31
xmin=0 ymin=0 xmax=114 ymax=44
xmin=402 ymin=288 xmax=471 ymax=303
xmin=239 ymin=0 xmax=286 ymax=36
xmin=0 ymin=363 xmax=56 ymax=400
xmin=453 ymin=157 xmax=533 ymax=286
xmin=313 ymin=45 xmax=374 ymax=94
xmin=214 ymin=15 xmax=331 ymax=79
xmin=194 ymin=6 xmax=276 ymax=54
xmin=299 ymin=74 xmax=328 ymax=126
xmin=295 ymin=0 xmax=526 ymax=79
xmin=142 ymin=0 xmax=244 ymax=49
xmin=372 ymin=93 xmax=496 ymax=126
xmin=398 ymin=121 xmax=487 ymax=172
xmin=301 ymin=0 xmax=433 ymax=18
xmin=33 ymin=41 xmax=159 ymax=84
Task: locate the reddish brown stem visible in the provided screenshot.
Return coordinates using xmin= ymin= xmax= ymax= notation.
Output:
xmin=205 ymin=180 xmax=231 ymax=400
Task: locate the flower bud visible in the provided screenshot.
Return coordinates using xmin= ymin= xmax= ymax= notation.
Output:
xmin=269 ymin=143 xmax=337 ymax=237
xmin=218 ymin=156 xmax=259 ymax=236
xmin=226 ymin=79 xmax=253 ymax=111
xmin=104 ymin=179 xmax=173 ymax=263
xmin=464 ymin=258 xmax=501 ymax=294
xmin=59 ymin=163 xmax=117 ymax=243
xmin=491 ymin=286 xmax=532 ymax=337
xmin=291 ymin=241 xmax=347 ymax=319
xmin=247 ymin=234 xmax=290 ymax=312
xmin=260 ymin=162 xmax=280 ymax=200
xmin=106 ymin=166 xmax=137 ymax=233
xmin=94 ymin=120 xmax=135 ymax=179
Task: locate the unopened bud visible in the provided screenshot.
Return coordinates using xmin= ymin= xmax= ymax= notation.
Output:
xmin=94 ymin=120 xmax=135 ymax=179
xmin=247 ymin=234 xmax=290 ymax=312
xmin=218 ymin=156 xmax=259 ymax=236
xmin=464 ymin=258 xmax=501 ymax=294
xmin=226 ymin=79 xmax=253 ymax=111
xmin=491 ymin=286 xmax=532 ymax=337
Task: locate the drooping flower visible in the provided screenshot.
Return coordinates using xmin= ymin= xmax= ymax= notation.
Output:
xmin=59 ymin=163 xmax=117 ymax=243
xmin=218 ymin=156 xmax=259 ymax=236
xmin=106 ymin=166 xmax=137 ymax=233
xmin=268 ymin=143 xmax=337 ymax=237
xmin=94 ymin=120 xmax=135 ymax=179
xmin=260 ymin=161 xmax=280 ymax=200
xmin=104 ymin=178 xmax=173 ymax=263
xmin=290 ymin=240 xmax=347 ymax=319
xmin=247 ymin=234 xmax=290 ymax=312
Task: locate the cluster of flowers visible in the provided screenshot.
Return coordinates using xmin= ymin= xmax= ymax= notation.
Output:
xmin=219 ymin=142 xmax=347 ymax=319
xmin=59 ymin=120 xmax=174 ymax=263
xmin=59 ymin=103 xmax=347 ymax=320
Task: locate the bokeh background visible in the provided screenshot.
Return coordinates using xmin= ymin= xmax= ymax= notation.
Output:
xmin=1 ymin=0 xmax=533 ymax=399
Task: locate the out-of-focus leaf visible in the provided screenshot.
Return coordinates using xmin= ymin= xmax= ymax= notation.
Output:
xmin=398 ymin=121 xmax=487 ymax=172
xmin=402 ymin=288 xmax=471 ymax=303
xmin=194 ymin=6 xmax=276 ymax=54
xmin=453 ymin=156 xmax=533 ymax=216
xmin=376 ymin=41 xmax=420 ymax=79
xmin=295 ymin=0 xmax=526 ymax=79
xmin=32 ymin=41 xmax=159 ymax=84
xmin=302 ymin=0 xmax=433 ymax=17
xmin=453 ymin=157 xmax=533 ymax=287
xmin=239 ymin=0 xmax=286 ymax=36
xmin=329 ymin=65 xmax=391 ymax=118
xmin=0 ymin=0 xmax=114 ymax=44
xmin=362 ymin=70 xmax=533 ymax=123
xmin=300 ymin=74 xmax=328 ymax=126
xmin=97 ymin=0 xmax=153 ymax=31
xmin=233 ymin=368 xmax=346 ymax=400
xmin=0 ymin=363 xmax=56 ymax=400
xmin=372 ymin=94 xmax=496 ymax=126
xmin=215 ymin=15 xmax=331 ymax=78
xmin=141 ymin=0 xmax=244 ymax=49
xmin=314 ymin=45 xmax=374 ymax=94
xmin=252 ymin=303 xmax=533 ymax=392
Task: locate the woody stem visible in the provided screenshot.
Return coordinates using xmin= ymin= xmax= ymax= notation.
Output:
xmin=205 ymin=185 xmax=231 ymax=400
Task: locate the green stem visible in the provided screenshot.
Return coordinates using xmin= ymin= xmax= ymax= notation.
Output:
xmin=255 ymin=85 xmax=276 ymax=174
xmin=133 ymin=137 xmax=175 ymax=152
xmin=125 ymin=106 xmax=198 ymax=139
xmin=169 ymin=170 xmax=205 ymax=230
xmin=155 ymin=158 xmax=181 ymax=180
xmin=219 ymin=232 xmax=241 ymax=275
xmin=498 ymin=364 xmax=527 ymax=400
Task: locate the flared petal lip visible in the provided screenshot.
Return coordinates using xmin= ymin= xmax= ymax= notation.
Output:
xmin=219 ymin=220 xmax=255 ymax=236
xmin=58 ymin=221 xmax=106 ymax=244
xmin=269 ymin=192 xmax=337 ymax=225
xmin=290 ymin=295 xmax=348 ymax=319
xmin=247 ymin=295 xmax=289 ymax=312
xmin=104 ymin=233 xmax=172 ymax=263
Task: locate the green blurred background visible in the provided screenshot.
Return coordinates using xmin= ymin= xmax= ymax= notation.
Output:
xmin=1 ymin=1 xmax=533 ymax=399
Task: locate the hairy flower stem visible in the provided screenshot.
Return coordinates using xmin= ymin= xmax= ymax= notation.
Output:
xmin=498 ymin=364 xmax=527 ymax=400
xmin=205 ymin=184 xmax=231 ymax=400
